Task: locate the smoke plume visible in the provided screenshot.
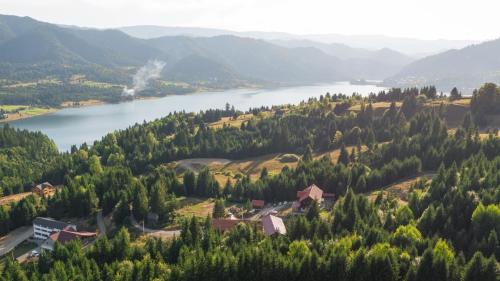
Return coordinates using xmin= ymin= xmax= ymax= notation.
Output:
xmin=122 ymin=60 xmax=166 ymax=96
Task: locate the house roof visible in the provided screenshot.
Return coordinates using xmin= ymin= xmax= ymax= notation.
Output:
xmin=34 ymin=182 xmax=53 ymax=190
xmin=48 ymin=229 xmax=97 ymax=244
xmin=33 ymin=217 xmax=74 ymax=230
xmin=262 ymin=214 xmax=286 ymax=235
xmin=297 ymin=184 xmax=323 ymax=203
xmin=212 ymin=219 xmax=253 ymax=232
xmin=251 ymin=199 xmax=265 ymax=208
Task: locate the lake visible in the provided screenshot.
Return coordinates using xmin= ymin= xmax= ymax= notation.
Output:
xmin=9 ymin=82 xmax=386 ymax=151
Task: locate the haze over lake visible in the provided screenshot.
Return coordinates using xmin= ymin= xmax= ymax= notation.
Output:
xmin=9 ymin=83 xmax=386 ymax=151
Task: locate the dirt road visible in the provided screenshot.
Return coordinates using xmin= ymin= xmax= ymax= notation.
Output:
xmin=96 ymin=210 xmax=106 ymax=237
xmin=130 ymin=216 xmax=180 ymax=239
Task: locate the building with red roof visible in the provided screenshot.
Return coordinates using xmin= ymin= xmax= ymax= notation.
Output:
xmin=41 ymin=227 xmax=97 ymax=251
xmin=251 ymin=199 xmax=265 ymax=209
xmin=294 ymin=184 xmax=323 ymax=210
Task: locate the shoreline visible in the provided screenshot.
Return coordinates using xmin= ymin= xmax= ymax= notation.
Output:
xmin=0 ymin=81 xmax=364 ymax=124
xmin=0 ymin=108 xmax=58 ymax=124
xmin=0 ymin=85 xmax=265 ymax=124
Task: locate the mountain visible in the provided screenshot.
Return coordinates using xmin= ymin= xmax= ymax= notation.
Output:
xmin=149 ymin=35 xmax=348 ymax=83
xmin=118 ymin=25 xmax=479 ymax=55
xmin=386 ymin=38 xmax=500 ymax=92
xmin=0 ymin=14 xmax=356 ymax=86
xmin=119 ymin=25 xmax=233 ymax=39
xmin=270 ymin=39 xmax=414 ymax=78
xmin=164 ymin=55 xmax=239 ymax=82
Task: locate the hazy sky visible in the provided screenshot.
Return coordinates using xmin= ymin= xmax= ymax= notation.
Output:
xmin=1 ymin=0 xmax=498 ymax=40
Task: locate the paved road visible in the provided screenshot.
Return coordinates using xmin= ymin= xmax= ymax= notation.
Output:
xmin=96 ymin=210 xmax=106 ymax=237
xmin=249 ymin=203 xmax=291 ymax=221
xmin=0 ymin=226 xmax=32 ymax=257
xmin=130 ymin=216 xmax=180 ymax=239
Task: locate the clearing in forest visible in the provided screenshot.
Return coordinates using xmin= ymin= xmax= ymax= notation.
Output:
xmin=366 ymin=173 xmax=435 ymax=205
xmin=0 ymin=192 xmax=32 ymax=206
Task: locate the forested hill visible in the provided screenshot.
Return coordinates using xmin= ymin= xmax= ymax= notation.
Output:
xmin=0 ymin=84 xmax=498 ymax=280
xmin=0 ymin=14 xmax=349 ymax=86
xmin=386 ymin=38 xmax=500 ymax=91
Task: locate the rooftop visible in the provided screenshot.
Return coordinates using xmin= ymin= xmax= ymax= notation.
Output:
xmin=297 ymin=184 xmax=323 ymax=202
xmin=262 ymin=214 xmax=286 ymax=235
xmin=48 ymin=229 xmax=97 ymax=244
xmin=33 ymin=217 xmax=74 ymax=230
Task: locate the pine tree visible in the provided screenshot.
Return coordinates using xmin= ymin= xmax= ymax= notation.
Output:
xmin=132 ymin=182 xmax=149 ymax=221
xmin=303 ymin=145 xmax=313 ymax=162
xmin=212 ymin=199 xmax=225 ymax=218
xmin=338 ymin=144 xmax=349 ymax=165
xmin=306 ymin=200 xmax=320 ymax=221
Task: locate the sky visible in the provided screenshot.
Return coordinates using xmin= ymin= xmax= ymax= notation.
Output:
xmin=0 ymin=0 xmax=499 ymax=40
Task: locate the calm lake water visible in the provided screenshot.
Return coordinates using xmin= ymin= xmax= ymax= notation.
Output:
xmin=9 ymin=82 xmax=386 ymax=151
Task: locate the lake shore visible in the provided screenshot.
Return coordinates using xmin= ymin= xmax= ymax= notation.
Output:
xmin=1 ymin=96 xmax=161 ymax=124
xmin=0 ymin=107 xmax=58 ymax=123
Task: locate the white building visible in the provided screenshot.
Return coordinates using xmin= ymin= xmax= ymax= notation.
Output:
xmin=33 ymin=217 xmax=76 ymax=240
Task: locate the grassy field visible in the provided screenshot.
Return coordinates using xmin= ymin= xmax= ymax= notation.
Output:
xmin=366 ymin=173 xmax=435 ymax=205
xmin=349 ymin=101 xmax=402 ymax=115
xmin=172 ymin=145 xmax=371 ymax=186
xmin=202 ymin=145 xmax=367 ymax=185
xmin=0 ymin=105 xmax=28 ymax=112
xmin=0 ymin=192 xmax=32 ymax=206
xmin=175 ymin=197 xmax=214 ymax=218
xmin=208 ymin=114 xmax=255 ymax=129
xmin=0 ymin=106 xmax=56 ymax=122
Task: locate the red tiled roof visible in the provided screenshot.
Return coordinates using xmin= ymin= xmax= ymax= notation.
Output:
xmin=49 ymin=229 xmax=97 ymax=244
xmin=297 ymin=184 xmax=323 ymax=202
xmin=212 ymin=219 xmax=252 ymax=232
xmin=251 ymin=199 xmax=265 ymax=208
xmin=262 ymin=215 xmax=286 ymax=235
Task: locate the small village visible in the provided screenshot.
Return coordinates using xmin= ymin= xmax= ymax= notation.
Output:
xmin=0 ymin=181 xmax=335 ymax=264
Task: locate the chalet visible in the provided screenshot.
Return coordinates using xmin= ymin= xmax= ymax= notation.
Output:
xmin=31 ymin=182 xmax=56 ymax=198
xmin=41 ymin=228 xmax=97 ymax=251
xmin=262 ymin=214 xmax=286 ymax=235
xmin=294 ymin=184 xmax=323 ymax=210
xmin=292 ymin=184 xmax=335 ymax=212
xmin=251 ymin=199 xmax=265 ymax=209
xmin=33 ymin=217 xmax=77 ymax=240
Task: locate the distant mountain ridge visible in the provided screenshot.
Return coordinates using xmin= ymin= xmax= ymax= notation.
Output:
xmin=2 ymin=14 xmax=488 ymax=92
xmin=386 ymin=38 xmax=500 ymax=92
xmin=118 ymin=25 xmax=479 ymax=55
xmin=0 ymin=14 xmax=419 ymax=86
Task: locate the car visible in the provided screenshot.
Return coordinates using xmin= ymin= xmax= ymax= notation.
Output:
xmin=29 ymin=250 xmax=39 ymax=258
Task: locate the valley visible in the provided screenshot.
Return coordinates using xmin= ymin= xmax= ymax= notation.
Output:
xmin=0 ymin=5 xmax=498 ymax=281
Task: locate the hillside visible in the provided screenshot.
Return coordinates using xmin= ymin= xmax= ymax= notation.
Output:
xmin=0 ymin=15 xmax=353 ymax=87
xmin=386 ymin=38 xmax=500 ymax=91
xmin=0 ymin=84 xmax=498 ymax=280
